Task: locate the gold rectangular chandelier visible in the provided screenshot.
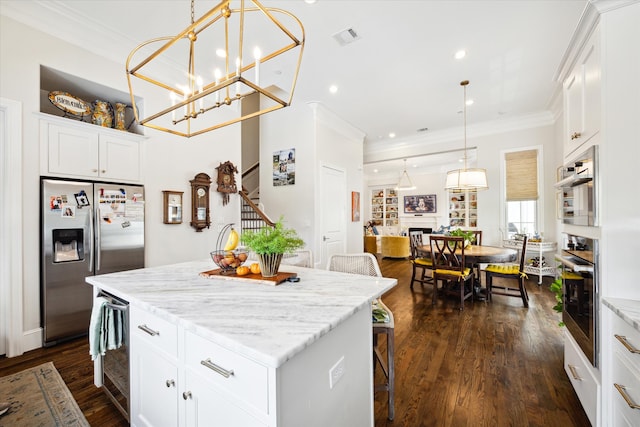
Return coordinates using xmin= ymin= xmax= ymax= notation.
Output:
xmin=126 ymin=0 xmax=305 ymax=138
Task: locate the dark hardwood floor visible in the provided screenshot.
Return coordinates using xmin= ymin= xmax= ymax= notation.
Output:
xmin=373 ymin=257 xmax=590 ymax=427
xmin=1 ymin=257 xmax=589 ymax=426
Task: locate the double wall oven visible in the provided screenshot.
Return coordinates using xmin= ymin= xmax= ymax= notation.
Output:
xmin=557 ymin=234 xmax=598 ymax=367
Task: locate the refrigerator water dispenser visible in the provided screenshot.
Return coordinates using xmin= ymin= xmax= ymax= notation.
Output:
xmin=52 ymin=228 xmax=84 ymax=262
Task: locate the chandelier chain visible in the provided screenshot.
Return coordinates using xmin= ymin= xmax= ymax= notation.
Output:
xmin=191 ymin=0 xmax=195 ymax=24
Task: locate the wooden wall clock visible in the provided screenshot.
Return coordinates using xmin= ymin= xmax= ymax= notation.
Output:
xmin=215 ymin=161 xmax=238 ymax=206
xmin=190 ymin=173 xmax=211 ymax=232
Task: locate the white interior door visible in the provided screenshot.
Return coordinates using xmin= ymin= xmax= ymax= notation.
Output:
xmin=319 ymin=165 xmax=346 ymax=268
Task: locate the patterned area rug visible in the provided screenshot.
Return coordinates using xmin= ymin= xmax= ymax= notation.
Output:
xmin=0 ymin=361 xmax=89 ymax=427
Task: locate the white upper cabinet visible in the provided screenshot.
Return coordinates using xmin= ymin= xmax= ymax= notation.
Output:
xmin=40 ymin=114 xmax=145 ymax=183
xmin=563 ymin=27 xmax=601 ymax=158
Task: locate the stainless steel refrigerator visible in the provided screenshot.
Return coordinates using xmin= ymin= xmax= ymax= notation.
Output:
xmin=40 ymin=178 xmax=144 ymax=346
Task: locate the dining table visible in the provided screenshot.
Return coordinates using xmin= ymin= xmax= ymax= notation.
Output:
xmin=417 ymin=244 xmax=518 ymax=265
xmin=417 ymin=244 xmax=518 ymax=300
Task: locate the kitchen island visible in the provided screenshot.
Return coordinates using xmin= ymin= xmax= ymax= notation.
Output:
xmin=87 ymin=259 xmax=397 ymax=427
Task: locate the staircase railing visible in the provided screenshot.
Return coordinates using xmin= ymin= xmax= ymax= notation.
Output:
xmin=239 ymin=189 xmax=274 ymax=232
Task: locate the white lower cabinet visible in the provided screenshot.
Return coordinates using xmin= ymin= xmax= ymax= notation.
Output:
xmin=564 ymin=329 xmax=600 ymax=425
xmin=184 ymin=370 xmax=265 ymax=427
xmin=130 ymin=307 xmax=180 ymax=427
xmin=182 ymin=331 xmax=268 ymax=425
xmin=130 ymin=304 xmax=374 ymax=427
xmin=604 ymin=305 xmax=640 ymax=426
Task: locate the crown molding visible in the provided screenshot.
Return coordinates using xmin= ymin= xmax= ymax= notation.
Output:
xmin=308 ymin=102 xmax=366 ymax=142
xmin=364 ymin=110 xmax=555 ymax=159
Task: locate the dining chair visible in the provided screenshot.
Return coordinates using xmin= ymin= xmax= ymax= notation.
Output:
xmin=470 ymin=229 xmax=483 ymax=285
xmin=408 ymin=230 xmax=434 ymax=289
xmin=429 ymin=235 xmax=474 ymax=310
xmin=326 ymin=253 xmax=394 ymax=421
xmin=485 ymin=236 xmax=529 ymax=307
xmin=471 ymin=230 xmax=482 ymax=245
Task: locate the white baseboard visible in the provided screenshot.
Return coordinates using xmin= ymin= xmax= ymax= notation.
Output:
xmin=22 ymin=327 xmax=43 ymax=353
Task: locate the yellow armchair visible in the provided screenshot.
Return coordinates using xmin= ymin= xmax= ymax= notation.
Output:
xmin=380 ymin=235 xmax=410 ymax=258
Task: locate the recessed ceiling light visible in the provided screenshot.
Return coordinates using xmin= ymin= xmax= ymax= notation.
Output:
xmin=466 ymin=99 xmax=474 ymax=106
xmin=216 ymin=49 xmax=226 ymax=58
xmin=388 ymin=132 xmax=396 ymax=138
xmin=329 ymin=85 xmax=338 ymax=94
xmin=373 ymin=169 xmax=379 ymax=173
xmin=455 ymin=50 xmax=466 ymax=59
xmin=304 ymin=0 xmax=317 ymax=4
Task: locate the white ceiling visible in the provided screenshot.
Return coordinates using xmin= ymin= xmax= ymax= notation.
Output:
xmin=1 ymin=0 xmax=587 ymax=174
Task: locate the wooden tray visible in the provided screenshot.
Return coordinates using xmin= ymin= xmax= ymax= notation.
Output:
xmin=199 ymin=269 xmax=297 ymax=286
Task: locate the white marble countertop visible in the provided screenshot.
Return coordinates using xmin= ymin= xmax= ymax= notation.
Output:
xmin=86 ymin=259 xmax=397 ymax=368
xmin=602 ymin=297 xmax=640 ymax=332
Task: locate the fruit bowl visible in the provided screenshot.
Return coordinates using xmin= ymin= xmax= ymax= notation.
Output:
xmin=210 ymin=249 xmax=248 ymax=274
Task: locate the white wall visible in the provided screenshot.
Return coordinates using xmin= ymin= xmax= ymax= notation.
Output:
xmin=259 ymin=102 xmax=364 ymax=267
xmin=0 ymin=16 xmax=242 ymax=351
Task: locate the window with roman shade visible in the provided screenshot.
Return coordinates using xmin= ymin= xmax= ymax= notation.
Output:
xmin=505 ymin=149 xmax=538 ymax=201
xmin=504 ymin=149 xmax=539 ymax=237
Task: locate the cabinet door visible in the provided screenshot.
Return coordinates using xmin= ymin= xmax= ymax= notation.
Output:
xmin=564 ymin=29 xmax=600 ymax=157
xmin=184 ymin=370 xmax=266 ymax=427
xmin=47 ymin=123 xmax=99 ymax=177
xmin=582 ymin=38 xmax=600 ymax=143
xmin=99 ymin=134 xmax=142 ymax=182
xmin=130 ymin=341 xmax=179 ymax=427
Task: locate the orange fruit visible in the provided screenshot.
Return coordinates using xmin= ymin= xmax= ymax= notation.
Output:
xmin=250 ymin=263 xmax=261 ymax=274
xmin=236 ymin=266 xmax=250 ymax=276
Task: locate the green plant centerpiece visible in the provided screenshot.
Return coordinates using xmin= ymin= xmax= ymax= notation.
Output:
xmin=447 ymin=228 xmax=476 ymax=248
xmin=241 ymin=217 xmax=305 ymax=277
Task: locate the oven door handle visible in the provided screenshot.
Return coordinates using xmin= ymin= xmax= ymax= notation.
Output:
xmin=555 ymin=255 xmax=594 ymax=273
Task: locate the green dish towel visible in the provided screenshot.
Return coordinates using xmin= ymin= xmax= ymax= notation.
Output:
xmin=372 ymin=300 xmax=390 ymax=323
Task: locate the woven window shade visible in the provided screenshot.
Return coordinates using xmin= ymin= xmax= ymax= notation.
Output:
xmin=506 ymin=150 xmax=538 ymax=201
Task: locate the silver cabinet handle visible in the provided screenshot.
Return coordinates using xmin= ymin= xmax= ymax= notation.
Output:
xmin=137 ymin=324 xmax=159 ymax=336
xmin=182 ymin=391 xmax=192 ymax=400
xmin=615 ymin=334 xmax=640 ymax=354
xmin=615 ymin=383 xmax=640 ymax=410
xmin=201 ymin=358 xmax=234 ymax=378
xmin=166 ymin=379 xmax=175 ymax=388
xmin=568 ymin=364 xmax=581 ymax=381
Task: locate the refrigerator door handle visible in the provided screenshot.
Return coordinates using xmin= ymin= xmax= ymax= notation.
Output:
xmin=88 ymin=205 xmax=94 ymax=272
xmin=96 ymin=207 xmax=101 ymax=271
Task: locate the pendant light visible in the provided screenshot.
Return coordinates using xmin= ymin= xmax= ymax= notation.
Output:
xmin=445 ymin=80 xmax=488 ymax=191
xmin=125 ymin=0 xmax=305 ymax=138
xmin=396 ymin=159 xmax=416 ymax=191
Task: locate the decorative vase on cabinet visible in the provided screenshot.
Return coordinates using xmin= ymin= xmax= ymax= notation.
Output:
xmin=92 ymin=100 xmax=113 ymax=128
xmin=114 ymin=102 xmax=127 ymax=131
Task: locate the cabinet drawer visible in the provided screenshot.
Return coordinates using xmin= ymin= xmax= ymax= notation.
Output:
xmin=564 ymin=330 xmax=599 ymax=425
xmin=611 ymin=315 xmax=640 ymax=372
xmin=184 ymin=331 xmax=268 ymax=415
xmin=131 ymin=307 xmax=178 ymax=357
xmin=612 ymin=351 xmax=640 ymax=426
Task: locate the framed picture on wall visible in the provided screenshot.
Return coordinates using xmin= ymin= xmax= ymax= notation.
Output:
xmin=351 ymin=191 xmax=360 ymax=222
xmin=404 ymin=194 xmax=437 ymax=214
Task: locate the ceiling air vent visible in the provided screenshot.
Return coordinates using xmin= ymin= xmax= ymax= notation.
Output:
xmin=332 ymin=28 xmax=361 ymax=46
